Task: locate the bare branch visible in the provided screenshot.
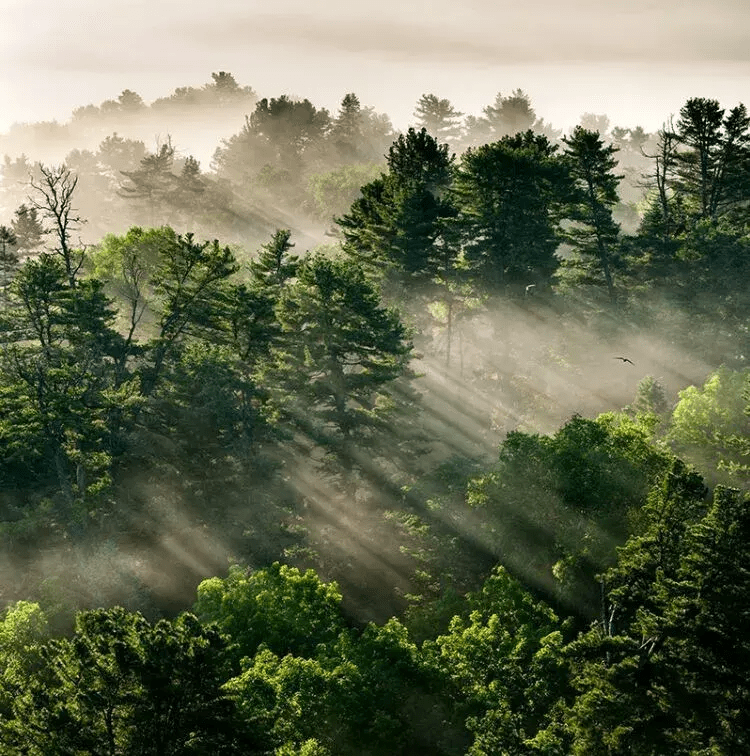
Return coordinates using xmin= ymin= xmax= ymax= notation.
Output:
xmin=28 ymin=164 xmax=86 ymax=286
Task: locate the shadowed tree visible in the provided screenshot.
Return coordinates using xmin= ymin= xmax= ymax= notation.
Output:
xmin=266 ymin=255 xmax=413 ymax=488
xmin=560 ymin=127 xmax=622 ymax=303
xmin=339 ymin=128 xmax=456 ymax=292
xmin=454 ymin=131 xmax=569 ymax=297
xmin=464 ymin=89 xmax=536 ymax=147
xmin=119 ymin=139 xmax=178 ymax=226
xmin=142 ymin=230 xmax=238 ymax=396
xmin=672 ymin=97 xmax=750 ymax=222
xmin=0 ymin=226 xmax=18 ymax=307
xmin=330 ymin=92 xmax=364 ymax=161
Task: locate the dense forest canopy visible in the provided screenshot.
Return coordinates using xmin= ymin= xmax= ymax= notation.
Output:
xmin=1 ymin=74 xmax=750 ymax=753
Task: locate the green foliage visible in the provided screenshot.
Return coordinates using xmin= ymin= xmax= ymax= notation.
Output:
xmin=0 ymin=601 xmax=49 ymax=720
xmin=0 ymin=607 xmax=242 ymax=755
xmin=428 ymin=566 xmax=568 ymax=755
xmin=143 ymin=230 xmax=238 ymax=393
xmin=454 ymin=131 xmax=567 ymax=295
xmin=267 ymin=254 xmax=413 ymax=480
xmin=307 ymin=163 xmax=383 ymax=222
xmin=339 ymin=127 xmax=456 ymax=292
xmin=194 ymin=563 xmax=345 ymax=660
xmin=561 ymin=462 xmax=750 ymax=754
xmin=468 ymin=414 xmax=674 ymax=615
xmin=627 ymin=374 xmax=669 ymax=420
xmin=0 ymin=254 xmax=135 ymax=520
xmin=667 ymin=366 xmax=750 ymax=483
xmin=225 ymin=648 xmax=338 ymax=752
xmin=560 ymin=126 xmax=622 ymax=302
xmin=673 ymin=97 xmax=750 ymax=222
xmin=250 ymin=228 xmax=300 ymax=290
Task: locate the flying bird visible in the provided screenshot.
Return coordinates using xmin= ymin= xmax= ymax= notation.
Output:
xmin=613 ymin=356 xmax=634 ymax=365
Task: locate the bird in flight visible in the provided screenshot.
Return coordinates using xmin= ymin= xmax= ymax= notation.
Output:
xmin=613 ymin=356 xmax=634 ymax=364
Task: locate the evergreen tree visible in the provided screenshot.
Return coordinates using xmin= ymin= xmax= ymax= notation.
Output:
xmin=330 ymin=92 xmax=364 ymax=161
xmin=454 ymin=131 xmax=568 ymax=296
xmin=250 ymin=228 xmax=300 ymax=290
xmin=413 ymin=93 xmax=464 ymax=142
xmin=339 ymin=128 xmax=456 ymax=292
xmin=673 ymin=97 xmax=750 ymax=222
xmin=560 ymin=127 xmax=623 ymax=303
xmin=0 ymin=226 xmax=18 ymax=308
xmin=119 ymin=140 xmax=178 ymax=226
xmin=143 ymin=231 xmax=238 ymax=395
xmin=267 ymin=255 xmax=413 ymax=486
xmin=10 ymin=204 xmax=44 ymax=253
xmin=561 ymin=463 xmax=750 ymax=754
xmin=0 ymin=254 xmax=132 ymax=520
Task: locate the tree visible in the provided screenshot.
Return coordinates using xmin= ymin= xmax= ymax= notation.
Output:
xmin=194 ymin=563 xmax=345 ymax=661
xmin=1 ymin=607 xmax=244 ymax=754
xmin=560 ymin=127 xmax=623 ymax=303
xmin=142 ymin=230 xmax=238 ymax=395
xmin=561 ymin=463 xmax=750 ymax=754
xmin=673 ymin=97 xmax=750 ymax=222
xmin=119 ymin=139 xmax=178 ymax=226
xmin=330 ymin=92 xmax=364 ymax=161
xmin=0 ymin=254 xmax=132 ymax=518
xmin=247 ymin=96 xmax=331 ymax=169
xmin=666 ymin=366 xmax=750 ymax=484
xmin=0 ymin=601 xmax=49 ymax=724
xmin=413 ymin=94 xmax=463 ymax=142
xmin=427 ymin=566 xmax=568 ymax=755
xmin=268 ymin=255 xmax=413 ymax=484
xmin=28 ymin=163 xmax=85 ymax=286
xmin=632 ymin=123 xmax=684 ymax=286
xmin=90 ymin=226 xmax=173 ymax=363
xmin=250 ymin=228 xmax=300 ymax=291
xmin=212 ymin=96 xmax=331 ymax=207
xmin=0 ymin=226 xmax=18 ymax=307
xmin=453 ymin=131 xmax=568 ymax=297
xmin=627 ymin=375 xmax=668 ymax=420
xmin=96 ymin=133 xmax=147 ymax=175
xmin=467 ymin=413 xmax=674 ymax=616
xmin=117 ymin=88 xmax=146 ymax=112
xmin=579 ymin=113 xmax=610 ymax=136
xmin=339 ymin=128 xmax=456 ymax=294
xmin=464 ymin=90 xmax=536 ymax=146
xmin=307 ymin=163 xmax=383 ymax=223
xmin=10 ymin=204 xmax=44 ymax=253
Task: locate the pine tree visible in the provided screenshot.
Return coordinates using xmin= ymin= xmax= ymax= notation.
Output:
xmin=454 ymin=131 xmax=568 ymax=297
xmin=10 ymin=204 xmax=45 ymax=253
xmin=413 ymin=93 xmax=463 ymax=142
xmin=561 ymin=127 xmax=623 ymax=303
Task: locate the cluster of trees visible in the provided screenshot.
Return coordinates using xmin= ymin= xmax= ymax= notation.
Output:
xmin=337 ymin=97 xmax=750 ymax=370
xmin=1 ymin=75 xmax=656 ymax=249
xmin=0 ymin=172 xmax=423 ymax=609
xmin=3 ymin=464 xmax=749 ymax=756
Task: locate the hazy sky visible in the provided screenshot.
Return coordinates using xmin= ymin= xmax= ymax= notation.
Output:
xmin=2 ymin=0 xmax=750 ymax=133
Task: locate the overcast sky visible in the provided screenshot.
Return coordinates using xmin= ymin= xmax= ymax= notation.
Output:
xmin=2 ymin=0 xmax=749 ymax=133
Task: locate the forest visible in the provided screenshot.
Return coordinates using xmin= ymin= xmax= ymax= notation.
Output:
xmin=0 ymin=72 xmax=749 ymax=753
